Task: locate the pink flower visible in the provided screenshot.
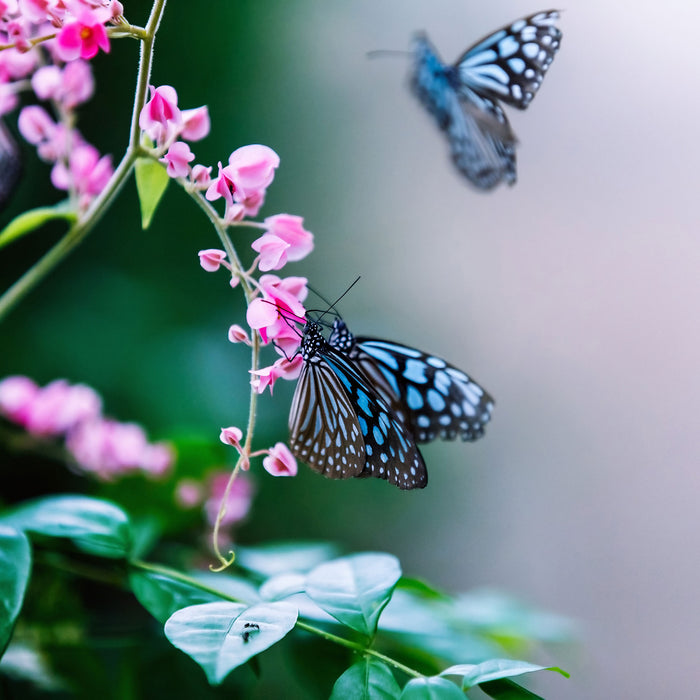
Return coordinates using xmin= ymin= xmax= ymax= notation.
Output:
xmin=198 ymin=249 xmax=227 ymax=272
xmin=140 ymin=442 xmax=174 ymax=477
xmin=181 ymin=106 xmax=210 ymax=141
xmin=17 ymin=105 xmax=56 ymax=145
xmin=161 ymin=140 xmax=193 ymax=178
xmin=264 ymin=214 xmax=314 ymax=262
xmin=228 ymin=324 xmax=251 ymax=345
xmin=205 ymin=161 xmax=236 ymax=208
xmin=55 ymin=9 xmax=110 ymax=61
xmin=263 ymin=443 xmax=297 ymax=477
xmin=246 ymin=274 xmax=308 ymax=345
xmin=190 ymin=164 xmax=211 ymax=189
xmin=51 ymin=143 xmax=113 ymax=204
xmin=251 ymin=232 xmax=290 ymax=272
xmin=250 ymin=355 xmax=303 ymax=395
xmin=175 ymin=478 xmax=204 ymax=509
xmin=219 ymin=426 xmax=243 ymax=448
xmin=0 ymin=375 xmax=39 ymax=425
xmin=139 ymin=84 xmax=182 ymax=147
xmin=204 ymin=470 xmax=253 ymax=528
xmin=24 ymin=379 xmax=102 ymax=437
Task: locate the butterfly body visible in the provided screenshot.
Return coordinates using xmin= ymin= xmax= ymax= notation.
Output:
xmin=410 ymin=10 xmax=562 ymax=189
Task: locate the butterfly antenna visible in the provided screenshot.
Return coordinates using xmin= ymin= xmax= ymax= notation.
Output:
xmin=366 ymin=49 xmax=411 ymax=60
xmin=316 ymin=276 xmax=361 ymax=324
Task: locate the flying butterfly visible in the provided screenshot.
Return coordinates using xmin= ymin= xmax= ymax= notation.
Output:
xmin=410 ymin=10 xmax=562 ymax=189
xmin=288 ymin=315 xmax=494 ymax=490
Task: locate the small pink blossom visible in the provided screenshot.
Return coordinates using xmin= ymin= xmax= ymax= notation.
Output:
xmin=17 ymin=105 xmax=55 ymax=145
xmin=205 ymin=161 xmax=235 ymax=208
xmin=263 ymin=442 xmax=297 ymax=477
xmin=55 ymin=9 xmax=110 ymax=61
xmin=139 ymin=84 xmax=182 ymax=147
xmin=24 ymin=379 xmax=102 ymax=436
xmin=219 ymin=425 xmax=243 ymax=448
xmin=175 ymin=479 xmax=204 ymax=509
xmin=264 ymin=214 xmax=314 ymax=262
xmin=204 ymin=470 xmax=253 ymax=528
xmin=181 ymin=106 xmax=210 ymax=141
xmin=251 ymin=232 xmax=290 ymax=272
xmin=228 ymin=324 xmax=251 ymax=345
xmin=190 ymin=164 xmax=211 ymax=189
xmin=198 ymin=249 xmax=227 ymax=272
xmin=161 ymin=140 xmax=193 ymax=178
xmin=251 ymin=355 xmax=303 ymax=395
xmin=228 ymin=144 xmax=279 ymax=192
xmin=0 ymin=376 xmax=39 ymax=425
xmin=140 ymin=442 xmax=174 ymax=477
xmin=246 ymin=274 xmax=308 ymax=345
xmin=51 ymin=143 xmax=113 ymax=203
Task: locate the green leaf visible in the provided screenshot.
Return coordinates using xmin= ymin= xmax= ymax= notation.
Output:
xmin=305 ymin=553 xmax=401 ymax=637
xmin=396 ymin=577 xmax=450 ymax=601
xmin=164 ymin=601 xmax=297 ymax=685
xmin=479 ymin=678 xmax=545 ymax=699
xmin=330 ymin=659 xmax=401 ymax=700
xmin=235 ymin=541 xmax=339 ymax=577
xmin=259 ymin=572 xmax=306 ymax=601
xmin=1 ymin=495 xmax=132 ymax=558
xmin=0 ymin=527 xmax=31 ymax=655
xmin=134 ymin=157 xmax=169 ymax=229
xmin=400 ymin=677 xmax=464 ymax=699
xmin=442 ymin=660 xmax=569 ymax=689
xmin=130 ymin=571 xmax=226 ymax=624
xmin=0 ymin=202 xmax=76 ymax=250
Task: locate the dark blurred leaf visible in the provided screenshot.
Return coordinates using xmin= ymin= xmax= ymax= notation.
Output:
xmin=305 ymin=553 xmax=401 ymax=638
xmin=330 ymin=658 xmax=401 ymax=700
xmin=130 ymin=570 xmax=225 ymax=624
xmin=164 ymin=600 xmax=297 ymax=685
xmin=479 ymin=678 xmax=546 ymax=699
xmin=400 ymin=676 xmax=464 ymax=699
xmin=441 ymin=659 xmax=568 ymax=689
xmin=1 ymin=495 xmax=132 ymax=558
xmin=0 ymin=526 xmax=31 ymax=654
xmin=135 ymin=156 xmax=169 ymax=229
xmin=0 ymin=202 xmax=76 ymax=250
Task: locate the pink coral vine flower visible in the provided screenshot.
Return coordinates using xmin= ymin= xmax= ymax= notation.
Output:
xmin=181 ymin=106 xmax=210 ymax=141
xmin=262 ymin=442 xmax=297 ymax=477
xmin=219 ymin=426 xmax=243 ymax=449
xmin=55 ymin=8 xmax=111 ymax=61
xmin=198 ymin=248 xmax=228 ymax=272
xmin=263 ymin=214 xmax=314 ymax=262
xmin=139 ymin=84 xmax=182 ymax=147
xmin=250 ymin=355 xmax=303 ymax=395
xmin=161 ymin=140 xmax=194 ymax=178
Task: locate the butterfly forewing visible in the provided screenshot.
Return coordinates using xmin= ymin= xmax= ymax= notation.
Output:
xmin=288 ymin=358 xmax=366 ymax=479
xmin=456 ymin=10 xmax=562 ymax=110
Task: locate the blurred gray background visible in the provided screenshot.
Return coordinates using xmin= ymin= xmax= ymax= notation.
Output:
xmin=3 ymin=1 xmax=699 ymax=697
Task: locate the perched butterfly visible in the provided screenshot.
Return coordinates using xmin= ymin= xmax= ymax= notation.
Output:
xmin=288 ymin=317 xmax=494 ymax=490
xmin=411 ymin=10 xmax=562 ymax=189
xmin=289 ymin=320 xmax=428 ymax=489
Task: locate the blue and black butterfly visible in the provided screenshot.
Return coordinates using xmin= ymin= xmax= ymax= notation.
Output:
xmin=411 ymin=10 xmax=562 ymax=189
xmin=288 ymin=317 xmax=494 ymax=490
xmin=0 ymin=120 xmax=21 ymax=211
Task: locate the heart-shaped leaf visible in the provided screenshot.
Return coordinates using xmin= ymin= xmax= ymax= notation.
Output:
xmin=441 ymin=659 xmax=569 ymax=689
xmin=305 ymin=553 xmax=400 ymax=637
xmin=164 ymin=601 xmax=297 ymax=685
xmin=135 ymin=156 xmax=169 ymax=229
xmin=330 ymin=658 xmax=401 ymax=700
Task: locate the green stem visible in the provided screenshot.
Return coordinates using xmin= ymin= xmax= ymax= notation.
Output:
xmin=0 ymin=0 xmax=169 ymax=323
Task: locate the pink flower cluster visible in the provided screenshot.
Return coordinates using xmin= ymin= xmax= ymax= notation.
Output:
xmin=0 ymin=375 xmax=173 ymax=481
xmin=1 ymin=0 xmax=119 ymax=208
xmin=219 ymin=425 xmax=298 ymax=479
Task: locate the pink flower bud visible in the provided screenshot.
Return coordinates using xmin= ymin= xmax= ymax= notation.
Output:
xmin=228 ymin=324 xmax=251 ymax=345
xmin=181 ymin=106 xmax=210 ymax=141
xmin=160 ymin=140 xmax=194 ymax=178
xmin=198 ymin=249 xmax=227 ymax=272
xmin=220 ymin=426 xmax=243 ymax=448
xmin=263 ymin=443 xmax=297 ymax=477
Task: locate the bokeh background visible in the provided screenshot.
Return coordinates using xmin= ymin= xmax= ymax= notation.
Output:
xmin=2 ymin=1 xmax=699 ymax=697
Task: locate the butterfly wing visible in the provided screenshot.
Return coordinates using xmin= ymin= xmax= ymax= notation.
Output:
xmin=288 ymin=356 xmax=366 ymax=480
xmin=289 ymin=333 xmax=427 ymax=490
xmin=455 ymin=10 xmax=562 ymax=110
xmin=411 ymin=33 xmax=517 ymax=189
xmin=353 ymin=338 xmax=495 ymax=443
